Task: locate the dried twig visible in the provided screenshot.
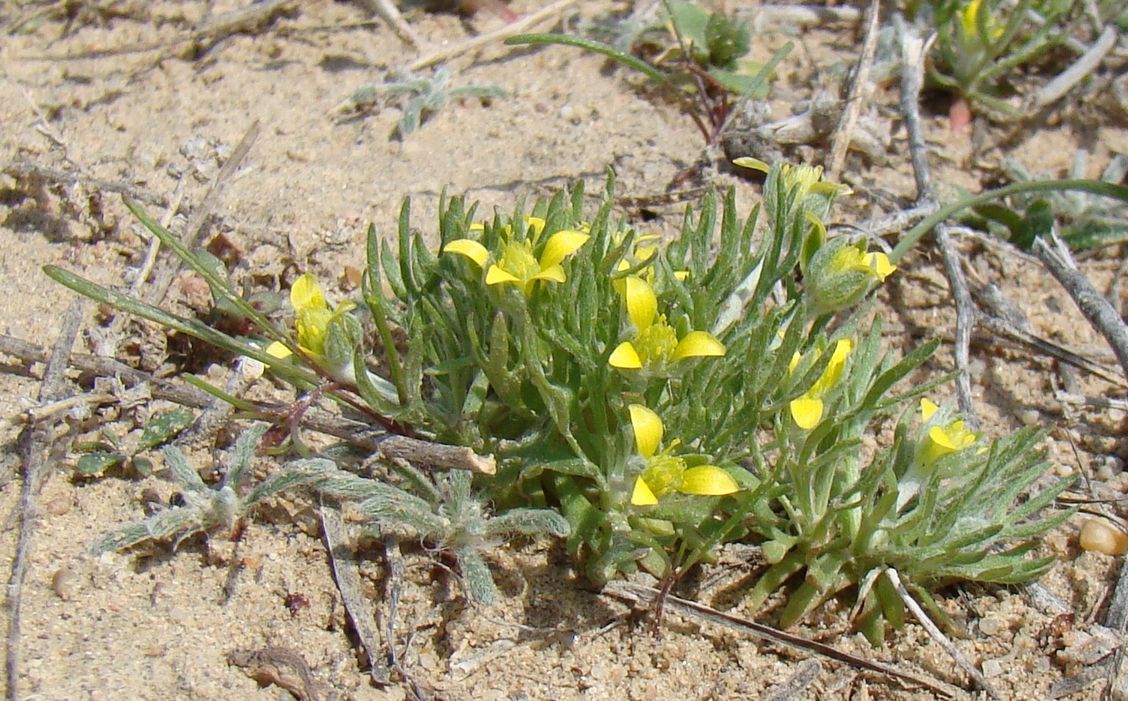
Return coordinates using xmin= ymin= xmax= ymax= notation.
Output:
xmin=1031 ymin=25 xmax=1119 ymax=109
xmin=2 ymin=161 xmax=165 ymax=207
xmin=884 ymin=569 xmax=1000 ymax=700
xmin=893 ymin=15 xmax=934 ymax=202
xmin=5 ymin=300 xmax=84 ymax=701
xmin=408 ymin=0 xmax=579 ymax=72
xmin=601 ymin=580 xmax=960 ymax=698
xmin=1033 ymin=233 xmax=1128 ymax=382
xmin=353 ymin=0 xmax=422 ymax=49
xmin=763 ymin=659 xmax=823 ymax=701
xmin=895 ymin=15 xmax=978 ymax=425
xmin=935 ymin=225 xmax=979 ymax=425
xmin=825 ymin=0 xmax=880 ymax=179
xmin=151 ymin=120 xmax=260 ymax=307
xmin=320 ymin=504 xmax=390 ymax=684
xmin=0 ymin=333 xmax=497 ymax=475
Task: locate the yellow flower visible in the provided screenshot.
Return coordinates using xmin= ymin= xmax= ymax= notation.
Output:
xmin=609 ymin=276 xmax=724 ymax=370
xmin=918 ymin=398 xmax=978 ymax=465
xmin=733 ymin=157 xmax=851 ymax=198
xmin=628 ymin=404 xmax=739 ymax=506
xmin=832 ymin=244 xmax=896 ymax=282
xmin=266 ymin=273 xmax=357 ymax=365
xmin=444 ymin=223 xmax=589 ymax=298
xmin=959 ymin=0 xmax=1004 ymax=42
xmin=789 ymin=339 xmax=853 ymax=429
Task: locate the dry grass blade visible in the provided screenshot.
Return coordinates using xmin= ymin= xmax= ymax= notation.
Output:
xmin=885 ymin=568 xmax=1001 ymax=700
xmin=0 ymin=334 xmax=497 ymax=475
xmin=5 ymin=300 xmax=83 ymax=701
xmin=825 ymin=0 xmax=880 ymax=179
xmin=601 ymin=580 xmax=961 ymax=698
xmin=320 ymin=504 xmax=390 ymax=684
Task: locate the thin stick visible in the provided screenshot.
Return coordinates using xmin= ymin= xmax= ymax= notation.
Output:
xmin=320 ymin=504 xmax=391 ymax=684
xmin=894 ymin=14 xmax=934 ymax=202
xmin=408 ymin=0 xmax=579 ymax=72
xmin=884 ymin=569 xmax=1000 ymax=700
xmin=1031 ymin=25 xmax=1118 ymax=109
xmin=0 ymin=392 xmax=114 ymax=431
xmin=764 ymin=659 xmax=822 ymax=701
xmin=176 ymin=356 xmax=265 ymax=448
xmin=2 ymin=161 xmax=165 ymax=207
xmin=151 ymin=120 xmax=260 ymax=307
xmin=354 ymin=0 xmax=422 ymax=49
xmin=0 ymin=334 xmax=497 ymax=475
xmin=601 ymin=580 xmax=960 ymax=698
xmin=895 ymin=14 xmax=977 ymax=424
xmin=5 ymin=300 xmax=84 ymax=701
xmin=934 ymin=225 xmax=979 ymax=426
xmin=825 ymin=0 xmax=880 ymax=179
xmin=1033 ymin=233 xmax=1128 ymax=382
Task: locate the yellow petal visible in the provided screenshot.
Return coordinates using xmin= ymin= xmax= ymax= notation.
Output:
xmin=733 ymin=156 xmax=770 ymax=173
xmin=791 ymin=396 xmax=824 ymax=430
xmin=862 ymin=252 xmax=896 ymax=281
xmin=628 ymin=404 xmax=663 ymax=458
xmin=674 ymin=270 xmax=689 ymax=281
xmin=539 ymin=231 xmax=589 ymax=269
xmin=920 ymin=398 xmax=940 ymax=422
xmin=444 ymin=239 xmax=490 ymax=268
xmin=525 ymin=216 xmax=546 ymax=239
xmin=679 ymin=465 xmax=739 ymax=496
xmin=670 ymin=331 xmax=726 ymax=361
xmin=609 ymin=342 xmax=643 ymax=369
xmin=631 ymin=477 xmax=658 ymax=506
xmin=485 ymin=265 xmax=521 ymax=286
xmin=927 ymin=425 xmax=959 ymax=454
xmin=265 ymin=341 xmax=292 ymax=359
xmin=531 ymin=264 xmax=566 ymax=284
xmin=291 ymin=273 xmax=326 ymax=314
xmin=623 ymin=276 xmax=657 ymax=331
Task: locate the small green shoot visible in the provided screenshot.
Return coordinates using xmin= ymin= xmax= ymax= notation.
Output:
xmin=91 ymin=424 xmax=334 ymax=554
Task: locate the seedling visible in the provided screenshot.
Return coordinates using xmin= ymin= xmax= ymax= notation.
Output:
xmin=91 ymin=424 xmax=334 ymax=554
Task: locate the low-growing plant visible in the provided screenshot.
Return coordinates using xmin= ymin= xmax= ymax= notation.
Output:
xmin=91 ymin=424 xmax=334 ymax=554
xmin=315 ymin=462 xmax=568 ymax=604
xmin=509 ymin=1 xmax=790 ymax=143
xmin=52 ymin=157 xmax=1071 ymax=641
xmin=920 ymin=0 xmax=1073 ymax=120
xmin=333 ymin=66 xmax=505 ymax=138
xmin=75 ymin=407 xmax=195 ymax=478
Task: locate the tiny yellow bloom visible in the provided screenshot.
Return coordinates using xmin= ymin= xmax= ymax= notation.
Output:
xmin=444 ymin=228 xmax=589 ymax=298
xmin=789 ymin=339 xmax=853 ymax=429
xmin=918 ymin=398 xmax=978 ymax=465
xmin=609 ymin=276 xmax=725 ymax=371
xmin=628 ymin=404 xmax=739 ymax=506
xmin=733 ymin=157 xmax=852 ymax=197
xmin=830 ymin=244 xmax=896 ymax=283
xmin=959 ymin=0 xmax=1004 ymax=41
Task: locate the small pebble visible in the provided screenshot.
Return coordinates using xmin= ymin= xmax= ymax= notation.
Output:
xmin=1018 ymin=409 xmax=1040 ymax=426
xmin=981 ymin=658 xmax=1004 ymax=678
xmin=51 ymin=568 xmax=77 ymax=601
xmin=979 ymin=617 xmax=1003 ymax=636
xmin=44 ymin=495 xmax=72 ymax=516
xmin=1079 ymin=519 xmax=1128 ymax=556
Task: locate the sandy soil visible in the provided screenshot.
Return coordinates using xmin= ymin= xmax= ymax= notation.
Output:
xmin=1 ymin=1 xmax=1127 ymax=699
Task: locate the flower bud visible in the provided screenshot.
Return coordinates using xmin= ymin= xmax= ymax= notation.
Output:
xmin=805 ymin=238 xmax=895 ymax=315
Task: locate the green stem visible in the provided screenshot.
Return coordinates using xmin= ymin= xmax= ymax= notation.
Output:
xmin=890 ymin=179 xmax=1128 ymax=264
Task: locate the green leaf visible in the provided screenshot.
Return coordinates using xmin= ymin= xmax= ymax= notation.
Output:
xmin=76 ymin=451 xmax=126 ymax=476
xmin=136 ymin=409 xmax=195 ymax=452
